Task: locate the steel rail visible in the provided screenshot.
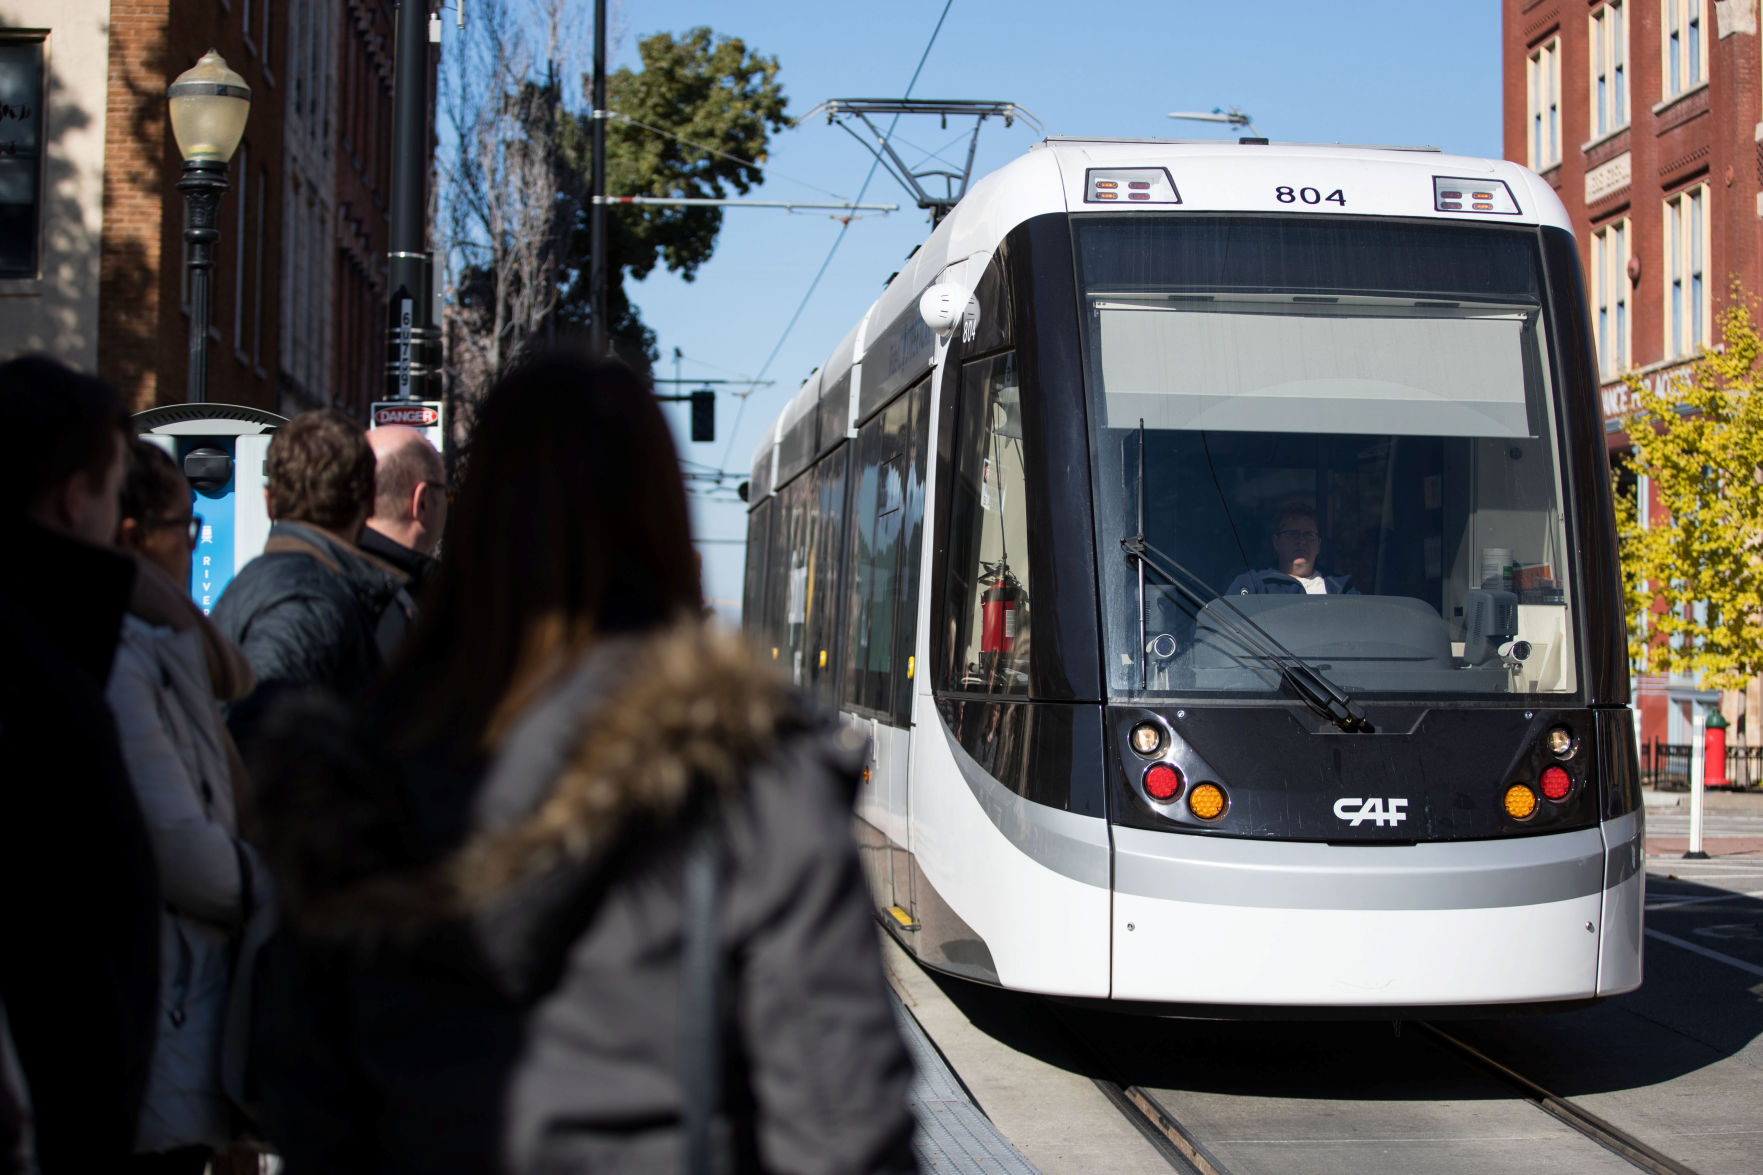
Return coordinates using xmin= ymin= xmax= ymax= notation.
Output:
xmin=1090 ymin=1078 xmax=1230 ymax=1175
xmin=1413 ymin=1021 xmax=1700 ymax=1175
xmin=1041 ymin=1006 xmax=1227 ymax=1175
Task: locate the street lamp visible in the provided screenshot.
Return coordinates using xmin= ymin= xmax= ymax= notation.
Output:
xmin=168 ymin=50 xmax=251 ymax=403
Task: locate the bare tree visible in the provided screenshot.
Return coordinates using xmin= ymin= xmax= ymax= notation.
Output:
xmin=438 ymin=0 xmax=596 ymax=441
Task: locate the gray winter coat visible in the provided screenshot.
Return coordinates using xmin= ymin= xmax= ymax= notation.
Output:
xmin=108 ymin=611 xmax=269 ymax=1152
xmin=249 ymin=622 xmax=917 ymax=1174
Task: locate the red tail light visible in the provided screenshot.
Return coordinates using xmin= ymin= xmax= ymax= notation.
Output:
xmin=1143 ymin=763 xmax=1184 ymax=802
xmin=1540 ymin=765 xmax=1572 ymax=801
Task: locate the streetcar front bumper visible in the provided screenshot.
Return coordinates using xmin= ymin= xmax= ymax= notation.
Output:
xmin=1110 ymin=812 xmax=1644 ymax=1007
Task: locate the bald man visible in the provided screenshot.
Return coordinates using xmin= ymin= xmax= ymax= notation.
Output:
xmin=361 ymin=425 xmax=447 ymax=595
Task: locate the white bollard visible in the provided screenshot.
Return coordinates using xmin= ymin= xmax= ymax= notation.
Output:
xmin=1687 ymin=711 xmax=1709 ymax=859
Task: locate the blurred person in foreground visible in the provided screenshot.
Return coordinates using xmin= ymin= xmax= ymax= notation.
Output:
xmin=110 ymin=441 xmax=271 ymax=1172
xmin=361 ymin=424 xmax=447 ymax=598
xmin=212 ymin=410 xmax=411 ymax=712
xmin=246 ymin=352 xmax=917 ymax=1174
xmin=0 ymin=355 xmax=160 ymax=1172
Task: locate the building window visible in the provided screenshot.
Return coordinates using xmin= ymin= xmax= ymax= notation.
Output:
xmin=234 ymin=144 xmax=249 ymax=357
xmin=0 ymin=35 xmax=46 ymax=279
xmin=1527 ymin=37 xmax=1561 ymax=170
xmin=1664 ymin=185 xmax=1708 ymax=359
xmin=253 ymin=164 xmax=266 ymax=373
xmin=1590 ymin=3 xmax=1628 ymax=137
xmin=1592 ymin=218 xmax=1631 ymax=378
xmin=1662 ymin=0 xmax=1707 ymax=100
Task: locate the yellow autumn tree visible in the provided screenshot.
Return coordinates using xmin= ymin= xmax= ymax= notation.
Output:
xmin=1615 ymin=292 xmax=1763 ymax=690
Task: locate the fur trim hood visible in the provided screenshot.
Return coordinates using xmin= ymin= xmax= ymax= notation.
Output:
xmin=249 ymin=620 xmax=837 ymax=986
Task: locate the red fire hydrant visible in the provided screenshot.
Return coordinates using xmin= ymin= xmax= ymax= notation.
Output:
xmin=1704 ymin=709 xmax=1729 ymax=789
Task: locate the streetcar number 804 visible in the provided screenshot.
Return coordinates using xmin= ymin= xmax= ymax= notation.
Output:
xmin=1276 ymin=186 xmax=1346 ymax=206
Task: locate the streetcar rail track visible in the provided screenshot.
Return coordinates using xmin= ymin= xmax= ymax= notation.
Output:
xmin=1413 ymin=1021 xmax=1700 ymax=1175
xmin=1089 ymin=1077 xmax=1224 ymax=1175
xmin=1053 ymin=1003 xmax=1702 ymax=1175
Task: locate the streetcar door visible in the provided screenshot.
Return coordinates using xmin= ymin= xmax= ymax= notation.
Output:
xmin=846 ymin=381 xmax=931 ymax=916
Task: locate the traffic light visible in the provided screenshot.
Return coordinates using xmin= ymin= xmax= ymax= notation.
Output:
xmin=690 ymin=388 xmax=715 ymax=443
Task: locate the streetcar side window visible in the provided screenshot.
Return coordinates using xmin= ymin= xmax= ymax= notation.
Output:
xmin=741 ymin=496 xmax=773 ymax=646
xmin=940 ymin=351 xmax=1033 ymax=696
xmin=804 ymin=447 xmax=850 ymax=701
xmin=843 ymin=391 xmax=915 ymax=719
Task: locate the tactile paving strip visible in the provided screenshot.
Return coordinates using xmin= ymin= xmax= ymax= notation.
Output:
xmin=894 ymin=997 xmax=1040 ymax=1174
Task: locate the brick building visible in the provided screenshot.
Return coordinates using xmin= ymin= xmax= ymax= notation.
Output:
xmin=0 ymin=0 xmax=426 ymax=422
xmin=1502 ymin=0 xmax=1763 ymax=752
xmin=97 ymin=0 xmax=283 ymax=412
xmin=330 ymin=0 xmax=397 ymax=421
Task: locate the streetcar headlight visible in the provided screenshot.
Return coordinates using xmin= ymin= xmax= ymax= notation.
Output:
xmin=1544 ymin=726 xmax=1575 ymax=758
xmin=1188 ymin=782 xmax=1228 ymax=821
xmin=1130 ymin=721 xmax=1165 ymax=757
xmin=1503 ymin=784 xmax=1539 ymax=819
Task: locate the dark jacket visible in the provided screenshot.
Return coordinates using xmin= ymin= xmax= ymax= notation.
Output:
xmin=247 ymin=622 xmax=917 ymax=1175
xmin=358 ymin=526 xmax=437 ymax=600
xmin=1225 ymin=567 xmax=1359 ymax=596
xmin=212 ymin=521 xmax=407 ymax=703
xmin=0 ymin=521 xmax=160 ymax=1172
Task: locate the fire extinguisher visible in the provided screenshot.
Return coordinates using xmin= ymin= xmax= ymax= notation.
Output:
xmin=980 ymin=565 xmax=1024 ymax=655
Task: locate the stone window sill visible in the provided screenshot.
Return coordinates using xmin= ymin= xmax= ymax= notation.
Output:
xmin=1653 ymin=80 xmax=1710 ymax=117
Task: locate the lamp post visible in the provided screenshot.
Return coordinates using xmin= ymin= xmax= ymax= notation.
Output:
xmin=168 ymin=51 xmax=251 ymax=404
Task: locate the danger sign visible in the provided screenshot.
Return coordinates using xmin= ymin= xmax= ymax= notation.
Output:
xmin=370 ymin=400 xmax=446 ymax=454
xmin=373 ymin=403 xmax=440 ymax=427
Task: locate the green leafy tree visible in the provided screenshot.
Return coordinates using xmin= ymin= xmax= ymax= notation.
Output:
xmin=1616 ymin=292 xmax=1763 ymax=689
xmin=441 ymin=14 xmax=788 ymax=402
xmin=554 ymin=27 xmax=790 ymax=358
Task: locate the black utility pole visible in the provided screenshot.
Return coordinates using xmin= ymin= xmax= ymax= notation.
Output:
xmin=589 ymin=0 xmax=608 ymax=354
xmin=386 ymin=0 xmax=441 ymax=400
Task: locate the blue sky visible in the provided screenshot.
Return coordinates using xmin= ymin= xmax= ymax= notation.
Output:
xmin=581 ymin=1 xmax=1505 ymax=618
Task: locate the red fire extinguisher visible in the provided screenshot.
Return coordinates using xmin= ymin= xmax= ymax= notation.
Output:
xmin=980 ymin=565 xmax=1024 ymax=655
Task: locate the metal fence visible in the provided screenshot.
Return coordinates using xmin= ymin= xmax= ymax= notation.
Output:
xmin=1641 ymin=740 xmax=1763 ymax=789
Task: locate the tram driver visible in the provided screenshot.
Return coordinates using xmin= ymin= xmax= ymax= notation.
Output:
xmin=1226 ymin=504 xmax=1359 ymax=597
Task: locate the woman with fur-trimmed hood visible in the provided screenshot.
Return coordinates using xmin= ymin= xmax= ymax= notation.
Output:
xmin=244 ymin=354 xmax=916 ymax=1175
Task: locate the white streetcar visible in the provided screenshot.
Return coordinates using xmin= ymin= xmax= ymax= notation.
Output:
xmin=741 ymin=138 xmax=1643 ymax=1012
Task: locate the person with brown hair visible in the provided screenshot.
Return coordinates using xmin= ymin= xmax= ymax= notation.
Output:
xmin=0 ymin=355 xmax=161 ymax=1172
xmin=211 ymin=410 xmax=411 ymax=706
xmin=246 ymin=352 xmax=916 ymax=1174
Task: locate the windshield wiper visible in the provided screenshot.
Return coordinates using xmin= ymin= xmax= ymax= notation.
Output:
xmin=1120 ymin=536 xmax=1372 ymax=733
xmin=1121 ymin=421 xmax=1369 ymax=733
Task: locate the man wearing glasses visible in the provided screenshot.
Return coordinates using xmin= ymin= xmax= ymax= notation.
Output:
xmin=1226 ymin=504 xmax=1358 ymax=596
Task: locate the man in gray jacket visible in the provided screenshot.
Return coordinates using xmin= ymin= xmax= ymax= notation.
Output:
xmin=213 ymin=411 xmax=409 ymax=707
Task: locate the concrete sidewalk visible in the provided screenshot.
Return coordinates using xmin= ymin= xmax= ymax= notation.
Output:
xmin=1643 ymin=786 xmax=1763 ymax=857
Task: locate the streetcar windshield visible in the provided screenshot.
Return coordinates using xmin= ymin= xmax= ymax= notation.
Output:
xmin=1078 ymin=216 xmax=1579 ymax=699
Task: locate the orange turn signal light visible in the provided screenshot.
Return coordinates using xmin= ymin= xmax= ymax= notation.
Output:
xmin=1504 ymin=784 xmax=1538 ymax=819
xmin=1189 ymin=782 xmax=1228 ymax=821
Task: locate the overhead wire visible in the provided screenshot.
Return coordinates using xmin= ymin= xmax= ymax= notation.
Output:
xmin=612 ymin=112 xmax=853 ymax=201
xmin=713 ymin=0 xmax=955 ymax=477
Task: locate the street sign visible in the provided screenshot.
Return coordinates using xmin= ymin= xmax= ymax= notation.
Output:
xmin=371 ymin=399 xmax=446 ymax=454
